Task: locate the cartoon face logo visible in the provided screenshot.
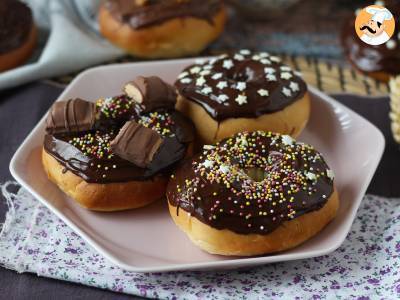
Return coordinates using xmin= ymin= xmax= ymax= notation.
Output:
xmin=355 ymin=5 xmax=395 ymax=46
xmin=360 ymin=18 xmax=386 ymax=37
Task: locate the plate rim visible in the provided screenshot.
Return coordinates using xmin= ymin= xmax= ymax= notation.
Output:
xmin=9 ymin=60 xmax=385 ymax=272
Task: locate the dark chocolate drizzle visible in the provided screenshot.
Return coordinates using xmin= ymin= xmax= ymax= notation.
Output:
xmin=44 ymin=96 xmax=195 ymax=183
xmin=341 ymin=2 xmax=400 ymax=76
xmin=175 ymin=51 xmax=307 ymax=121
xmin=104 ymin=0 xmax=223 ymax=29
xmin=0 ymin=0 xmax=33 ymax=55
xmin=167 ymin=131 xmax=334 ymax=235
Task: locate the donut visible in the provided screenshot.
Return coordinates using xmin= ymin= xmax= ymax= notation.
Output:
xmin=174 ymin=50 xmax=311 ymax=146
xmin=98 ymin=0 xmax=226 ymax=59
xmin=166 ymin=131 xmax=338 ymax=256
xmin=42 ymin=77 xmax=195 ymax=211
xmin=0 ymin=0 xmax=36 ymax=72
xmin=341 ymin=1 xmax=400 ymax=82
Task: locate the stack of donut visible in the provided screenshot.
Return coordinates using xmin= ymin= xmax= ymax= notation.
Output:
xmin=43 ymin=50 xmax=338 ymax=257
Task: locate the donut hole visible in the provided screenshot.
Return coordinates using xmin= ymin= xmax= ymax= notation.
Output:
xmin=244 ymin=167 xmax=267 ymax=182
xmin=226 ymin=64 xmax=262 ymax=83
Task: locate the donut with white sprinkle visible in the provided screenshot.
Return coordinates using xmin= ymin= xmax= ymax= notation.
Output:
xmin=166 ymin=131 xmax=338 ymax=256
xmin=175 ymin=50 xmax=310 ymax=145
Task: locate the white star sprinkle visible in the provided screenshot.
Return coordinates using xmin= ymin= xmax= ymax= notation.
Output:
xmin=200 ymin=70 xmax=211 ymax=76
xmin=266 ymin=74 xmax=277 ymax=81
xmin=264 ymin=67 xmax=276 ymax=74
xmin=216 ymin=81 xmax=228 ymax=89
xmin=201 ymin=87 xmax=212 ymax=94
xmin=252 ymin=55 xmax=261 ymax=61
xmin=281 ymin=72 xmax=293 ymax=80
xmin=203 ymin=65 xmax=213 ymax=70
xmin=178 ymin=72 xmax=189 ymax=79
xmin=257 ymin=89 xmax=269 ymax=96
xmin=259 ymin=52 xmax=269 ymax=57
xmin=219 ymin=165 xmax=230 ymax=174
xmin=217 ymin=94 xmax=229 ymax=103
xmin=289 ymin=82 xmax=300 ymax=92
xmin=180 ymin=78 xmax=192 ymax=84
xmin=190 ymin=66 xmax=201 ymax=74
xmin=203 ymin=160 xmax=214 ymax=168
xmin=196 ymin=76 xmax=206 ymax=86
xmin=270 ymin=56 xmax=281 ymax=63
xmin=236 ymin=82 xmax=247 ymax=91
xmin=238 ymin=136 xmax=248 ymax=146
xmin=386 ymin=40 xmax=397 ymax=50
xmin=218 ymin=54 xmax=228 ymax=59
xmin=281 ymin=135 xmax=295 ymax=146
xmin=280 ymin=66 xmax=292 ymax=71
xmin=223 ymin=59 xmax=234 ymax=69
xmin=326 ymin=169 xmax=335 ymax=180
xmin=212 ymin=73 xmax=223 ymax=80
xmin=282 ymin=87 xmax=292 ymax=97
xmin=234 ymin=54 xmax=245 ymax=61
xmin=260 ymin=59 xmax=271 ymax=65
xmin=305 ymin=172 xmax=317 ymax=181
xmin=235 ymin=94 xmax=247 ymax=105
xmin=240 ymin=49 xmax=251 ymax=55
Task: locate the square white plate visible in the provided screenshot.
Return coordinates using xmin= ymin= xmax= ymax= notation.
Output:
xmin=10 ymin=58 xmax=385 ymax=272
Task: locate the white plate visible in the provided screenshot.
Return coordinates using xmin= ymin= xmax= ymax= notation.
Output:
xmin=10 ymin=58 xmax=385 ymax=272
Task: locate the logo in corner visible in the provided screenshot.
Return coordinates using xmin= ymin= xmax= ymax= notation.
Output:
xmin=355 ymin=4 xmax=395 ymax=46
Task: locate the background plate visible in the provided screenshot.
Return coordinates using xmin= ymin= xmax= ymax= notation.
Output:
xmin=10 ymin=58 xmax=384 ymax=272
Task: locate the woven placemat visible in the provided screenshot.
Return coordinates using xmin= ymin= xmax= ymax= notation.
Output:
xmin=50 ymin=55 xmax=390 ymax=97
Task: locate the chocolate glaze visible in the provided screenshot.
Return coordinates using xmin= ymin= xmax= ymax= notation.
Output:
xmin=175 ymin=51 xmax=307 ymax=121
xmin=104 ymin=0 xmax=223 ymax=29
xmin=0 ymin=0 xmax=33 ymax=55
xmin=167 ymin=132 xmax=334 ymax=235
xmin=341 ymin=2 xmax=400 ymax=75
xmin=44 ymin=97 xmax=195 ymax=183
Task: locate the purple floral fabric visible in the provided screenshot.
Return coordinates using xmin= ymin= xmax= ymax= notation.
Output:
xmin=0 ymin=181 xmax=399 ymax=299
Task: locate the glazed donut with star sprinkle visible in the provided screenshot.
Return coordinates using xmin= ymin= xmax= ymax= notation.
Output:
xmin=175 ymin=50 xmax=310 ymax=146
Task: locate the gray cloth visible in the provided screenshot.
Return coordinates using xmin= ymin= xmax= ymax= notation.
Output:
xmin=0 ymin=0 xmax=123 ymax=90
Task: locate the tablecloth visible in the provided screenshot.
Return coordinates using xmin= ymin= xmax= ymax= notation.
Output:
xmin=1 ymin=181 xmax=399 ymax=299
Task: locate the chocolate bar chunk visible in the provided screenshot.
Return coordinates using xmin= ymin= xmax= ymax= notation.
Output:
xmin=45 ymin=98 xmax=96 ymax=134
xmin=148 ymin=136 xmax=186 ymax=173
xmin=110 ymin=121 xmax=163 ymax=168
xmin=123 ymin=76 xmax=177 ymax=113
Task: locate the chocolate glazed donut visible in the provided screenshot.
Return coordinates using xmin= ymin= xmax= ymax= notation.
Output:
xmin=0 ymin=0 xmax=37 ymax=71
xmin=166 ymin=131 xmax=339 ymax=256
xmin=98 ymin=0 xmax=227 ymax=58
xmin=341 ymin=2 xmax=400 ymax=82
xmin=42 ymin=77 xmax=195 ymax=211
xmin=175 ymin=50 xmax=311 ymax=146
